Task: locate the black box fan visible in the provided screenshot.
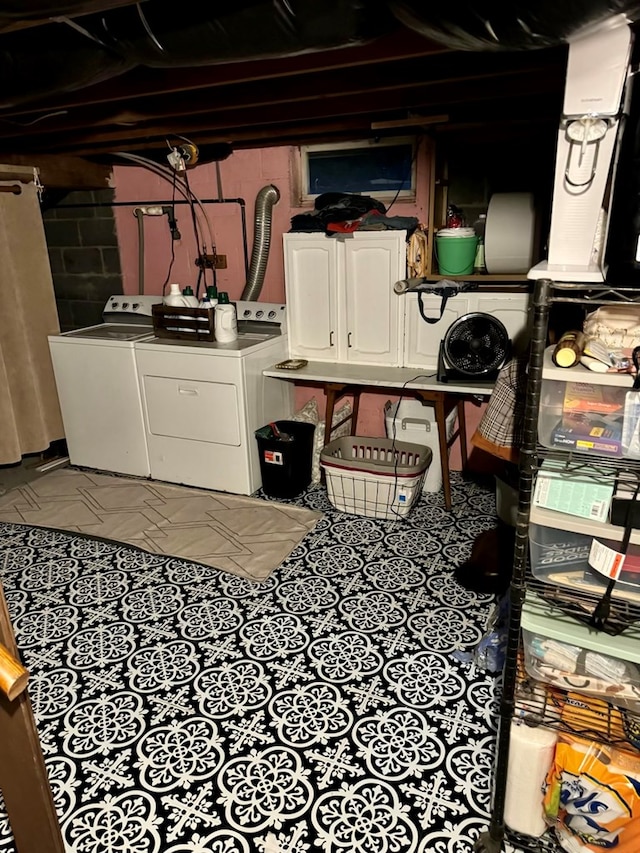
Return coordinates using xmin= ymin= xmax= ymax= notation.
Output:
xmin=437 ymin=313 xmax=511 ymax=383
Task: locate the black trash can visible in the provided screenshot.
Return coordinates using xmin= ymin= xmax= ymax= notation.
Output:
xmin=255 ymin=420 xmax=315 ymax=498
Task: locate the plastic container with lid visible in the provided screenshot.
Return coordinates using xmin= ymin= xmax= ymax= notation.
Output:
xmin=521 ymin=590 xmax=640 ymax=713
xmin=529 ymin=504 xmax=640 ymax=602
xmin=181 ymin=286 xmax=199 ymax=307
xmin=384 ymin=398 xmax=455 ymax=493
xmin=214 ymin=292 xmax=238 ymax=342
xmin=200 ymin=285 xmax=218 ymax=308
xmin=538 ymin=345 xmax=632 ymax=456
xmin=164 ymin=283 xmax=190 ymax=307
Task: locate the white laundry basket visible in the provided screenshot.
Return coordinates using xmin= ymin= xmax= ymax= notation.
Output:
xmin=320 ymin=436 xmax=432 ymax=520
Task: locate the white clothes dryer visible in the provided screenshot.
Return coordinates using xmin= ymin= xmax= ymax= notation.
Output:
xmin=134 ymin=301 xmax=293 ymax=495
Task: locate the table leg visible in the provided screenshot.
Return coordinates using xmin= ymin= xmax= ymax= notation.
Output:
xmin=323 ymin=384 xmax=361 ymax=445
xmin=432 ymin=395 xmax=453 ymax=511
xmin=350 ymin=389 xmax=362 ymax=436
xmin=324 ymin=385 xmax=339 ymax=446
xmin=456 ymin=400 xmax=468 ymax=470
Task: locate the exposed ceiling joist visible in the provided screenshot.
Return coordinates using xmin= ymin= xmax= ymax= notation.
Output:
xmin=0 ymin=1 xmax=588 ymax=186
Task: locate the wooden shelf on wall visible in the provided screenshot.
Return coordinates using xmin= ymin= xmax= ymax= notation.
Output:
xmin=424 ymin=130 xmax=553 ymax=288
xmin=425 ymin=272 xmax=530 ymax=283
xmin=425 ymin=272 xmax=533 ymax=292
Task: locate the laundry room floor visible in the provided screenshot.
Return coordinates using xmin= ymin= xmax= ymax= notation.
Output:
xmin=0 ymin=469 xmax=519 ymax=853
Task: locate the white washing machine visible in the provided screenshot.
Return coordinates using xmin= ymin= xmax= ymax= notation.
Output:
xmin=134 ymin=301 xmax=293 ymax=496
xmin=48 ymin=296 xmax=160 ymax=477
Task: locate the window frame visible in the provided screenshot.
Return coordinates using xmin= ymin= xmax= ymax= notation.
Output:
xmin=297 ymin=136 xmax=418 ymax=205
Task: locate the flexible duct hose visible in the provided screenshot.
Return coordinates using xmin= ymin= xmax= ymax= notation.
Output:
xmin=241 ymin=184 xmax=280 ymax=301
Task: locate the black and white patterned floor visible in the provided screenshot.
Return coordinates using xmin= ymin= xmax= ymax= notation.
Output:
xmin=0 ymin=473 xmax=505 ymax=853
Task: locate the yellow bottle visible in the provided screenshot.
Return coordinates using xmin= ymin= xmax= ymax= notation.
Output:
xmin=552 ymin=330 xmax=586 ymax=368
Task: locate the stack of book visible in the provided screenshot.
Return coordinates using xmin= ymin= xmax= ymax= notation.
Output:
xmin=551 ymin=382 xmax=625 ymax=456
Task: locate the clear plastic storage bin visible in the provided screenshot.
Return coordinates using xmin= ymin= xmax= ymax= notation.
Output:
xmin=522 ymin=591 xmax=640 ymax=713
xmin=529 ymin=505 xmax=640 ymax=603
xmin=538 ymin=346 xmax=633 ymax=457
xmin=384 ymin=398 xmax=456 ymax=493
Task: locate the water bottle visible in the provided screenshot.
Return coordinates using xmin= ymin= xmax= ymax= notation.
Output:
xmin=473 ymin=213 xmax=487 ymax=240
xmin=473 ymin=237 xmax=486 ymax=274
xmin=214 ymin=292 xmax=238 ymax=343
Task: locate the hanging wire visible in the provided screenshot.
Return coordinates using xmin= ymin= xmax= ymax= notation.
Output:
xmin=160 ymin=170 xmax=178 ymax=294
xmin=182 ymin=169 xmax=205 ymax=296
xmin=112 ymin=152 xmax=213 ymax=251
xmin=385 ymin=135 xmax=422 ymax=215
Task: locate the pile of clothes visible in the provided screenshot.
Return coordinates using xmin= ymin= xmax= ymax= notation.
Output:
xmin=290 ymin=192 xmax=419 ymax=236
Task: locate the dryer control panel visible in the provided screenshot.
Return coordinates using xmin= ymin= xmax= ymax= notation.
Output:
xmin=235 ymin=301 xmax=287 ymax=337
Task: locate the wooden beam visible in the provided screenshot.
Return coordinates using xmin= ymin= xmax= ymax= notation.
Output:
xmin=0 ymin=155 xmax=112 ymax=189
xmin=31 ymin=70 xmax=562 ymax=157
xmin=0 ymin=164 xmax=35 ymax=183
xmin=0 ymin=29 xmax=450 ymax=116
xmin=371 ymin=114 xmax=449 ymax=130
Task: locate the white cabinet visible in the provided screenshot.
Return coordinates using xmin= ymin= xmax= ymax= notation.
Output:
xmin=402 ymin=290 xmax=533 ymax=370
xmin=283 ymin=231 xmax=407 ymax=366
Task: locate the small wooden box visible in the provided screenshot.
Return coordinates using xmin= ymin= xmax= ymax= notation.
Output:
xmin=152 ymin=304 xmax=215 ymax=342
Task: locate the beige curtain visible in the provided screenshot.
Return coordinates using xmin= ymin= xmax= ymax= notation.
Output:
xmin=0 ymin=175 xmax=64 ymax=464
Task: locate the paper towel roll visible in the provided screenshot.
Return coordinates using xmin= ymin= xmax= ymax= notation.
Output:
xmin=484 ymin=192 xmax=536 ymax=274
xmin=504 ymin=720 xmax=558 ymax=837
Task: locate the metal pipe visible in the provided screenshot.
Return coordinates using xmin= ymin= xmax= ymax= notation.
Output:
xmin=133 ymin=208 xmax=145 ymax=296
xmin=52 ymin=197 xmax=250 ymax=280
xmin=241 ymin=184 xmax=280 ymax=302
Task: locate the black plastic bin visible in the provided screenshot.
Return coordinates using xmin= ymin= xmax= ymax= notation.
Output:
xmin=255 ymin=420 xmax=315 ymax=498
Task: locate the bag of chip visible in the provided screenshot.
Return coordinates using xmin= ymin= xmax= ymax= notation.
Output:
xmin=544 ymin=731 xmax=640 ymax=851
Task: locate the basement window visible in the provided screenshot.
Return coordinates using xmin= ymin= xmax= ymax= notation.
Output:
xmin=298 ymin=137 xmax=417 ymax=204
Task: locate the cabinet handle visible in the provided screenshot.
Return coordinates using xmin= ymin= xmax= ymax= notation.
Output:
xmin=179 ymin=387 xmax=198 ymax=396
xmin=329 ymin=331 xmax=334 ymax=347
xmin=348 ymin=332 xmax=352 ymax=348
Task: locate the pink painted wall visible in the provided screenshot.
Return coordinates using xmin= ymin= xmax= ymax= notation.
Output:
xmin=112 ymin=143 xmax=490 ymax=472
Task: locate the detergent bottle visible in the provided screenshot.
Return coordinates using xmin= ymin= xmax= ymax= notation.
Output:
xmin=214 ymin=292 xmax=238 ymax=343
xmin=163 ymin=283 xmax=188 ymax=306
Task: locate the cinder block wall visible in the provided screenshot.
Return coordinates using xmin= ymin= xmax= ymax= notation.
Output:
xmin=42 ymin=189 xmax=123 ymax=331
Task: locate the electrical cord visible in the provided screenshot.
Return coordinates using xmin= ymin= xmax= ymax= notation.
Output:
xmin=160 ymin=170 xmax=178 ymax=294
xmin=385 ymin=135 xmax=422 ymax=216
xmin=113 ymin=150 xmax=222 ymax=298
xmin=112 ymin=152 xmax=212 ymax=251
xmin=183 ymin=169 xmax=204 ymax=295
xmin=162 ymin=141 xmax=215 ymax=251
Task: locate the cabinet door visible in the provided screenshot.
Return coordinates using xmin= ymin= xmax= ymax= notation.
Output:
xmin=474 ymin=293 xmax=532 ymax=354
xmin=343 ymin=233 xmax=406 ymax=366
xmin=403 ymin=291 xmax=532 ymax=370
xmin=403 ymin=294 xmax=472 ymax=370
xmin=283 ymin=234 xmax=339 ymax=362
